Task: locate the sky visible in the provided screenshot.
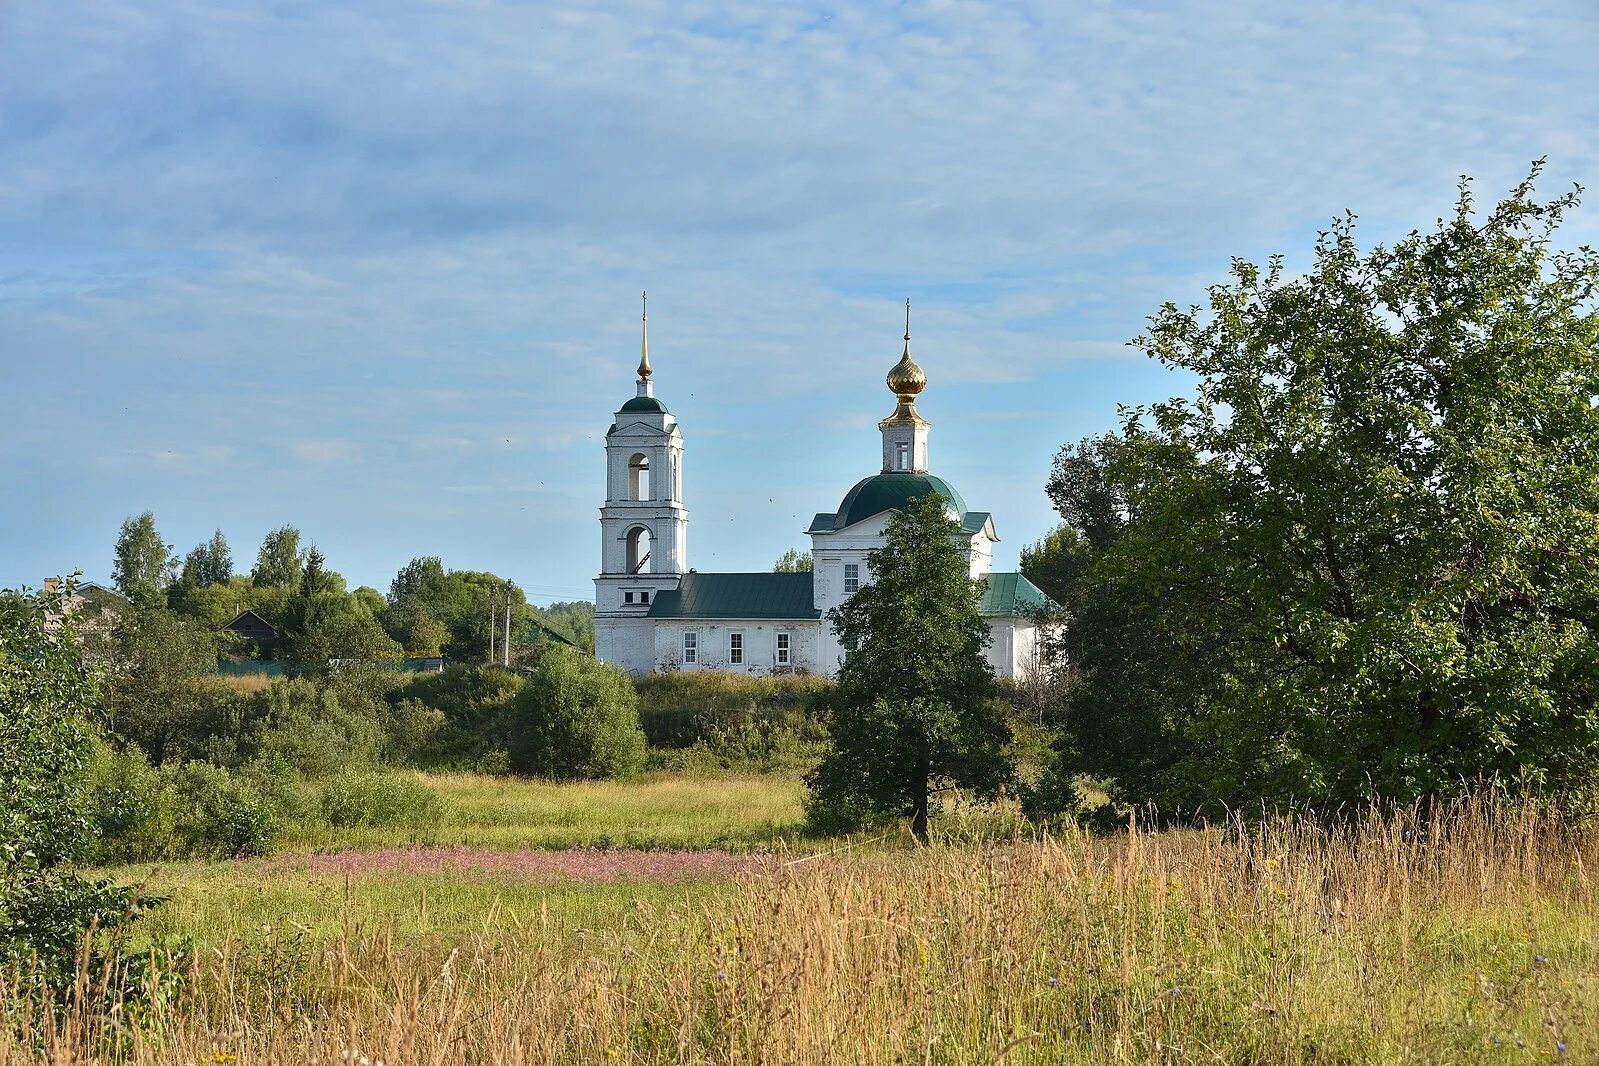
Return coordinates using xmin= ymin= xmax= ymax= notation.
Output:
xmin=2 ymin=0 xmax=1596 ymax=604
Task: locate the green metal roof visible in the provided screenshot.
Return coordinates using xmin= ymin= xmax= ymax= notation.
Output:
xmin=978 ymin=572 xmax=1055 ymax=617
xmin=960 ymin=511 xmax=992 ymax=535
xmin=619 ymin=395 xmax=669 ymax=413
xmin=820 ymin=472 xmax=968 ymax=531
xmin=647 ymin=572 xmax=821 ymax=620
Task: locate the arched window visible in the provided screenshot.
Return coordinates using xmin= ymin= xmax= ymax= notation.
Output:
xmin=628 ymin=453 xmax=651 ymax=501
xmin=626 ymin=526 xmax=653 ymax=573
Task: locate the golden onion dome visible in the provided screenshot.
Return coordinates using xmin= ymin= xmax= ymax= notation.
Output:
xmin=886 ymin=343 xmax=926 ymax=400
xmin=880 ymin=299 xmax=928 ymax=426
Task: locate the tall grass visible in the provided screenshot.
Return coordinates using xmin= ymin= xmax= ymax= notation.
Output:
xmin=8 ymin=796 xmax=1596 ymax=1063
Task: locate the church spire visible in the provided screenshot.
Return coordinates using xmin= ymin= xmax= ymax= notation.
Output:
xmin=882 ymin=298 xmax=928 ymax=426
xmin=637 ymin=291 xmax=652 ymax=382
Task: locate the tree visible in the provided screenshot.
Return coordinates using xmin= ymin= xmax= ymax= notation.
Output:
xmin=508 ymin=646 xmax=646 ymax=779
xmin=104 ymin=605 xmax=221 ymax=763
xmin=1038 ymin=167 xmax=1599 ymax=818
xmin=805 ymin=494 xmax=1010 ymax=841
xmin=179 ymin=529 xmax=232 ymax=588
xmin=773 ymin=548 xmax=814 ymax=572
xmin=294 ymin=610 xmax=403 ymax=665
xmin=400 ymin=612 xmax=448 ymax=658
xmin=111 ymin=511 xmax=174 ymax=599
xmin=252 ymin=526 xmax=304 ymax=587
xmin=0 ymin=579 xmax=146 ymax=986
xmin=389 ymin=556 xmax=444 ymax=603
xmin=540 ymin=601 xmax=596 ymax=654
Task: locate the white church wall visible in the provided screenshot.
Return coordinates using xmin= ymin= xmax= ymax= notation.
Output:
xmin=651 ymin=619 xmax=824 ymax=676
xmin=595 ymin=614 xmax=657 ymax=677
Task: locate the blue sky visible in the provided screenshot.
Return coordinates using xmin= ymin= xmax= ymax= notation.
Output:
xmin=2 ymin=1 xmax=1595 ymax=603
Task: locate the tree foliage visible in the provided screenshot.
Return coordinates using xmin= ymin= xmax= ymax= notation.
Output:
xmin=252 ymin=525 xmax=304 ymax=587
xmin=773 ymin=549 xmax=814 ymax=572
xmin=1039 ymin=168 xmax=1599 ymax=818
xmin=103 ymin=605 xmax=222 ymax=764
xmin=805 ymin=494 xmax=1009 ymax=841
xmin=111 ymin=511 xmax=174 ymax=599
xmin=179 ymin=529 xmax=233 ymax=589
xmin=509 ymin=646 xmax=646 ymax=779
xmin=0 ymin=580 xmax=147 ymax=986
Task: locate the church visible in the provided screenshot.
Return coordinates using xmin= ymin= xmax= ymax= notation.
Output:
xmin=593 ymin=300 xmax=1051 ymax=679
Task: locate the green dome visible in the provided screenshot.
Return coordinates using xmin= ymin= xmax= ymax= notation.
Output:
xmin=831 ymin=472 xmax=967 ymax=530
xmin=619 ymin=395 xmax=668 ymax=413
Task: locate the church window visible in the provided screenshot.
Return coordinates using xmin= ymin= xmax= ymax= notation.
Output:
xmin=682 ymin=631 xmax=698 ymax=664
xmin=628 ymin=453 xmax=651 ymax=501
xmin=895 ymin=441 xmax=910 ymax=470
xmin=729 ymin=632 xmax=744 ymax=664
xmin=776 ymin=633 xmax=791 ymax=665
xmin=624 ymin=591 xmax=634 ymax=604
xmin=843 ymin=563 xmax=860 ymax=595
xmin=639 ymin=590 xmax=650 ymax=604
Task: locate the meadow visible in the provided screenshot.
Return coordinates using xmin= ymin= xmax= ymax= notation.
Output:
xmin=6 ymin=784 xmax=1597 ymax=1064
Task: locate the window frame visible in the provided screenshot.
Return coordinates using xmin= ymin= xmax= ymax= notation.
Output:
xmin=729 ymin=631 xmax=744 ymax=665
xmin=775 ymin=632 xmax=791 ymax=666
xmin=682 ymin=631 xmax=698 ymax=665
xmin=895 ymin=440 xmax=911 ymax=470
xmin=843 ymin=562 xmax=860 ymax=595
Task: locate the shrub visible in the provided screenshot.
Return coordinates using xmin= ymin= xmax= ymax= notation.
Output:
xmin=319 ymin=771 xmax=441 ymax=828
xmin=84 ymin=741 xmax=174 ymax=864
xmin=635 ymin=672 xmax=830 ymax=770
xmin=509 ymin=647 xmax=646 ymax=779
xmin=168 ymin=762 xmax=276 ymax=859
xmin=249 ymin=677 xmax=384 ymax=777
xmin=396 ymin=666 xmax=524 ymax=766
xmin=1 ymin=579 xmax=148 ymax=990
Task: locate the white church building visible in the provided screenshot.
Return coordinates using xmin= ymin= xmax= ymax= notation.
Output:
xmin=593 ymin=301 xmax=1052 ymax=679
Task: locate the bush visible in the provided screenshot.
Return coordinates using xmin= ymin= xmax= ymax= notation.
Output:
xmin=168 ymin=762 xmax=276 ymax=859
xmin=395 ymin=667 xmax=524 ymax=766
xmin=319 ymin=771 xmax=441 ymax=828
xmin=635 ymin=672 xmax=830 ymax=771
xmin=509 ymin=647 xmax=646 ymax=779
xmin=84 ymin=741 xmax=173 ymax=864
xmin=249 ymin=677 xmax=384 ymax=777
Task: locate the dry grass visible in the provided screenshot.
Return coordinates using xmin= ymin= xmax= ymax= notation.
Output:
xmin=7 ymin=797 xmax=1598 ymax=1064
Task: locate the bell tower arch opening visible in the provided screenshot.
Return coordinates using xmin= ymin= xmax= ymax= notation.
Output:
xmin=629 ymin=453 xmax=651 ymax=501
xmin=625 ymin=525 xmax=653 ymax=574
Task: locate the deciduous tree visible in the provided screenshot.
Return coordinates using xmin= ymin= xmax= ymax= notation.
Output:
xmin=111 ymin=511 xmax=174 ymax=599
xmin=1037 ymin=167 xmax=1599 ymax=818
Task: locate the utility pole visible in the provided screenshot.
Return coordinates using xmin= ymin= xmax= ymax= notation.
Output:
xmin=503 ymin=581 xmax=513 ymax=668
xmin=487 ymin=585 xmax=496 ymax=665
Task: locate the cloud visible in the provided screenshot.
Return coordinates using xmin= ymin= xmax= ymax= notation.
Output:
xmin=290 ymin=439 xmax=358 ymax=464
xmin=0 ymin=0 xmax=1594 ymax=592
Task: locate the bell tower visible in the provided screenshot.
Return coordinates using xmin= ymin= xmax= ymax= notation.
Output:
xmin=594 ymin=294 xmax=687 ymax=675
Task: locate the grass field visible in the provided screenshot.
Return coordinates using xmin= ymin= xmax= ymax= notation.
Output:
xmin=280 ymin=770 xmax=808 ymax=852
xmin=10 ymin=783 xmax=1599 ymax=1063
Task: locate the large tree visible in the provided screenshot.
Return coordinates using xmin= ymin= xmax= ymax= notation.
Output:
xmin=252 ymin=525 xmax=304 ymax=587
xmin=806 ymin=494 xmax=1010 ymax=841
xmin=179 ymin=529 xmax=233 ymax=588
xmin=1038 ymin=167 xmax=1599 ymax=818
xmin=111 ymin=511 xmax=174 ymax=599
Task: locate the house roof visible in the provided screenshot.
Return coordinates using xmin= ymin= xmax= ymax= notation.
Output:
xmin=647 ymin=572 xmax=821 ymax=620
xmin=220 ymin=609 xmax=282 ymax=636
xmin=978 ymin=572 xmax=1054 ymax=618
